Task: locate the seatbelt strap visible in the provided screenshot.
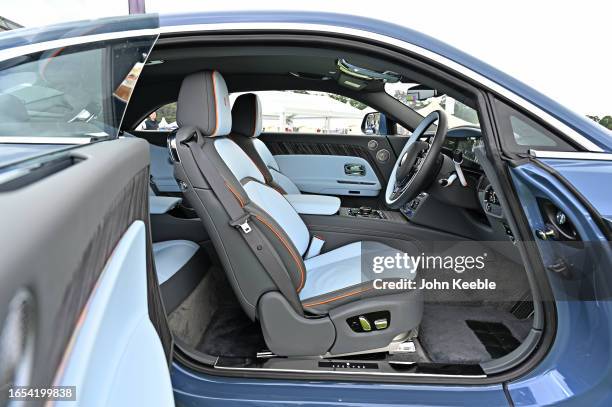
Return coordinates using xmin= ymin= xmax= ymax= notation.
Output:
xmin=179 ymin=127 xmax=303 ymax=313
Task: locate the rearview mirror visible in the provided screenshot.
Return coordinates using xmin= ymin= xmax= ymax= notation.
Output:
xmin=405 ymin=85 xmax=437 ymax=102
xmin=361 ymin=112 xmax=388 ymax=135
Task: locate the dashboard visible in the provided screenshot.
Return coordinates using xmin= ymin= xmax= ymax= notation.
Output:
xmin=442 ymin=126 xmax=482 ymax=169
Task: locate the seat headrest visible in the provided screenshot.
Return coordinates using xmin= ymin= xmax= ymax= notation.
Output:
xmin=231 ymin=93 xmax=262 ymax=138
xmin=177 ymin=71 xmax=231 ymax=137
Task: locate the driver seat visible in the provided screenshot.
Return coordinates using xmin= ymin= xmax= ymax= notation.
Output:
xmin=171 ymin=71 xmax=422 ymax=356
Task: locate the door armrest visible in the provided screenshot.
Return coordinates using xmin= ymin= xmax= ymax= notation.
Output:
xmin=284 ymin=194 xmax=340 ymax=215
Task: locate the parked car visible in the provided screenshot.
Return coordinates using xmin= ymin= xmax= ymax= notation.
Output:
xmin=0 ymin=11 xmax=611 ymax=407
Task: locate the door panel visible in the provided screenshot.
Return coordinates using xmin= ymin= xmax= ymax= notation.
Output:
xmin=0 ymin=138 xmax=172 ymax=404
xmin=260 ymin=133 xmax=404 ymax=203
xmin=274 ymin=154 xmax=381 ymax=196
xmin=150 ymin=143 xmax=181 ymax=193
xmin=507 ymin=160 xmax=612 ymax=406
xmin=131 ymin=131 xmax=180 ymax=193
xmin=58 ymin=221 xmax=174 ymax=407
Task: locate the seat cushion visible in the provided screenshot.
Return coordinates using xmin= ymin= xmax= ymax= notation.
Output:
xmin=153 ymin=240 xmax=200 ymax=284
xmin=300 ymin=241 xmax=417 ymax=314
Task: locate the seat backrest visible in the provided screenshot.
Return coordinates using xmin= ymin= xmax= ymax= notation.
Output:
xmin=230 ymin=93 xmax=301 ymax=194
xmin=172 ymin=71 xmax=309 ymax=317
xmin=213 ymin=137 xmax=310 ymax=255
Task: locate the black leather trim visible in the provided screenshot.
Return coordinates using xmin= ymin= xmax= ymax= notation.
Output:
xmin=49 ymin=168 xmax=173 ymax=374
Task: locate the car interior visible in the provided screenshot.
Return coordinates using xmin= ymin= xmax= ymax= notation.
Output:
xmin=121 ymin=34 xmax=542 ymax=380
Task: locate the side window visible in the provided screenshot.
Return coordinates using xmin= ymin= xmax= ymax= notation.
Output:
xmin=136 ymin=102 xmax=177 ymax=131
xmin=230 ymin=91 xmax=373 ymax=135
xmin=494 ymin=98 xmax=576 ymax=153
xmin=0 ymin=36 xmax=155 ymax=140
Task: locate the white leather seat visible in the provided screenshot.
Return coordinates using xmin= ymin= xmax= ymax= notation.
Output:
xmin=152 ymin=240 xmax=199 ymax=284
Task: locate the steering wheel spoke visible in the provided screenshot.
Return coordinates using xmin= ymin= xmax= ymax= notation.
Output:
xmin=385 ymin=110 xmax=448 ymax=208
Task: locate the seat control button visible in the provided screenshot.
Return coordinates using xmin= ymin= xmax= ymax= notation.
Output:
xmin=374 ymin=318 xmax=388 ymax=330
xmin=358 ymin=316 xmax=372 ymax=332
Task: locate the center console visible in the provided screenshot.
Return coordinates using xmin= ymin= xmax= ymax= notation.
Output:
xmin=342 ymin=206 xmax=387 ymax=219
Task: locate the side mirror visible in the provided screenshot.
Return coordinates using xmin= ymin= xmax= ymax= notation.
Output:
xmin=361 ymin=112 xmax=388 ymax=135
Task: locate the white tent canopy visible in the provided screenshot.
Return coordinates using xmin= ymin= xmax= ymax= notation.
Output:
xmin=230 ymin=91 xmax=374 ymax=134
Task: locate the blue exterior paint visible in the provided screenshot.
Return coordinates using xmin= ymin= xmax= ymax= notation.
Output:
xmin=171 ymin=362 xmax=509 ymax=407
xmin=509 ymin=164 xmax=612 ymax=406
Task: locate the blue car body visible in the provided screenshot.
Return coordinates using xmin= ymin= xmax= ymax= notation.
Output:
xmin=1 ymin=11 xmax=611 ymax=406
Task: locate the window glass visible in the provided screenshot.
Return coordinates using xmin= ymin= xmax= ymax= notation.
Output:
xmin=385 ymin=82 xmax=480 ymax=129
xmin=494 ymin=98 xmax=575 ymax=152
xmin=509 ymin=116 xmax=557 ymax=146
xmin=0 ymin=36 xmax=155 ymax=141
xmin=136 ymin=102 xmax=177 ymax=131
xmin=230 ymin=91 xmax=373 ymax=135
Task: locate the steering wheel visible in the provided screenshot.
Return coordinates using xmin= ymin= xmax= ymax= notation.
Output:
xmin=385 ymin=110 xmax=448 ymax=208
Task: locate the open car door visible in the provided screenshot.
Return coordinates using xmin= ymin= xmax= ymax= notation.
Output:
xmin=0 ymin=18 xmax=175 ymax=406
xmin=485 ymin=96 xmax=612 ymax=406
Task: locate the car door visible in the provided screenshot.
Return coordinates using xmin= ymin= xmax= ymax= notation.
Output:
xmin=484 ymin=97 xmax=612 ymax=406
xmin=0 ymin=19 xmax=175 ymax=407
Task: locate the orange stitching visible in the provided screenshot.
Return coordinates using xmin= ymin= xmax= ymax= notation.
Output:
xmin=252 ymin=94 xmax=258 ymax=137
xmin=211 ymin=71 xmax=219 ymax=136
xmin=253 ymin=214 xmax=305 ymax=292
xmin=303 ymin=287 xmax=372 ymax=307
xmin=225 ymin=181 xmax=245 ymax=207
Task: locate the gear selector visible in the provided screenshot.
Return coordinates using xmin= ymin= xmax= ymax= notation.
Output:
xmin=347 ymin=206 xmax=386 ymax=219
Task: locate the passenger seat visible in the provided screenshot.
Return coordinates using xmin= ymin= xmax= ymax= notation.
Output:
xmin=230 ymin=93 xmax=301 ymax=194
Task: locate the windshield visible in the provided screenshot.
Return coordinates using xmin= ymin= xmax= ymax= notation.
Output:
xmin=385 ymin=82 xmax=479 ymax=129
xmin=0 ymin=35 xmax=155 ymax=141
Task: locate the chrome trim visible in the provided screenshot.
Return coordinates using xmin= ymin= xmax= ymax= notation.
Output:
xmin=213 ymin=363 xmax=487 ymax=379
xmin=0 ymin=22 xmax=604 ymax=152
xmin=0 ymin=136 xmax=94 ymax=145
xmin=529 ymin=150 xmax=612 ymax=160
xmin=167 ymin=132 xmax=179 ymax=162
xmin=0 ymin=167 xmax=30 ymax=184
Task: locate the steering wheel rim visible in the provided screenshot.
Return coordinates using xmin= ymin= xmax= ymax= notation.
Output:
xmin=385 ymin=110 xmax=448 ymax=208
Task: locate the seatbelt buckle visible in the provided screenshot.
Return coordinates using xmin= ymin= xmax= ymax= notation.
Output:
xmin=230 ymin=214 xmax=252 ymax=234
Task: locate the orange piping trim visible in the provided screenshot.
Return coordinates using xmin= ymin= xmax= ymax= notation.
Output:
xmin=211 ymin=71 xmax=220 ymax=136
xmin=225 ymin=181 xmax=245 ymax=207
xmin=303 ymin=287 xmax=372 ymax=307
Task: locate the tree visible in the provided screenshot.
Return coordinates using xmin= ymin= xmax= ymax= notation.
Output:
xmin=156 ymin=102 xmax=177 ymax=123
xmin=599 ymin=115 xmax=612 ymax=130
xmin=587 ymin=114 xmax=612 ymax=130
xmin=327 ymin=93 xmax=367 ymax=110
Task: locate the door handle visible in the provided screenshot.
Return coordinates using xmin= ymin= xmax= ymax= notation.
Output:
xmin=344 ymin=163 xmax=366 ymax=176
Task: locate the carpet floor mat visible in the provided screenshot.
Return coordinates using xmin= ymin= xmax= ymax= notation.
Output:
xmin=420 ymin=304 xmax=532 ymax=363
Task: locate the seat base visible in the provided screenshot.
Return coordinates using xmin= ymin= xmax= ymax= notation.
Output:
xmin=259 ymin=289 xmax=422 ymax=357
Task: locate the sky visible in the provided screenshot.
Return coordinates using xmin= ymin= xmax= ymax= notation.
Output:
xmin=3 ymin=0 xmax=611 ymax=117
